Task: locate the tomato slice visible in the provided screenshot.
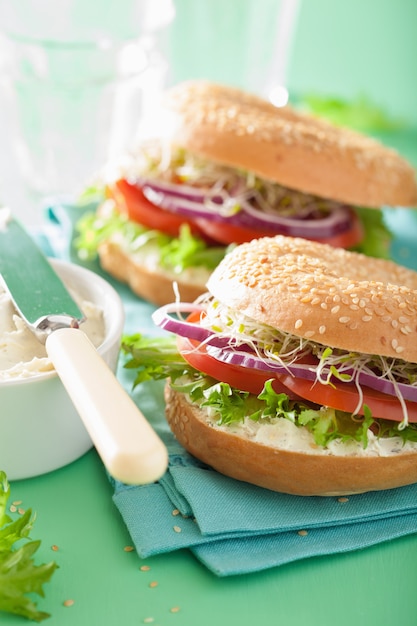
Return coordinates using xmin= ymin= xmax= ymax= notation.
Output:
xmin=196 ymin=209 xmax=364 ymax=249
xmin=275 ymin=374 xmax=417 ymax=423
xmin=178 ymin=312 xmax=417 ymax=423
xmin=177 ymin=334 xmax=291 ymax=396
xmin=107 ymin=179 xmax=207 ymax=239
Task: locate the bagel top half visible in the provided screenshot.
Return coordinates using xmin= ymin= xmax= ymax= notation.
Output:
xmin=163 ymin=80 xmax=417 ymax=209
xmin=206 ymin=235 xmax=417 ymax=364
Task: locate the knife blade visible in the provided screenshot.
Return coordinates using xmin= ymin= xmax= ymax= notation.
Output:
xmin=0 ymin=209 xmax=168 ymax=485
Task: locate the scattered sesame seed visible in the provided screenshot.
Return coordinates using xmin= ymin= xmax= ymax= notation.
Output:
xmin=140 ymin=565 xmax=151 ymax=572
xmin=17 ymin=508 xmax=25 ymax=515
xmin=9 ymin=505 xmax=17 ymax=513
xmin=173 ymin=525 xmax=182 ymax=533
xmin=124 ymin=545 xmax=135 ymax=552
xmin=143 ymin=617 xmax=155 ymax=623
xmin=149 ymin=581 xmax=159 ymax=588
xmin=172 ymin=508 xmax=180 ymax=516
xmin=51 ymin=545 xmax=59 ymax=552
xmin=170 ymin=606 xmax=181 ymax=613
xmin=12 ymin=500 xmax=22 ymax=506
xmin=338 ymin=497 xmax=349 ymax=503
xmin=319 ymin=325 xmax=326 ymax=334
xmin=63 ymin=599 xmax=75 ymax=607
xmin=298 ymin=530 xmax=308 ymax=536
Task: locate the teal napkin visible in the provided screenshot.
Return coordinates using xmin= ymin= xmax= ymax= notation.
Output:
xmin=45 ymin=203 xmax=417 ymax=577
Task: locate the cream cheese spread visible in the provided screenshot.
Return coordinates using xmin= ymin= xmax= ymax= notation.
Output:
xmin=211 ymin=412 xmax=417 ymax=458
xmin=0 ymin=286 xmax=105 ymax=380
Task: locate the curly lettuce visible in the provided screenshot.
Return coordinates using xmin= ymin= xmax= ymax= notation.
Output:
xmin=0 ymin=471 xmax=58 ymax=622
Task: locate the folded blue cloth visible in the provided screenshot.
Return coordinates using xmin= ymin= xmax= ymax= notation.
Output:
xmin=46 ymin=202 xmax=417 ymax=577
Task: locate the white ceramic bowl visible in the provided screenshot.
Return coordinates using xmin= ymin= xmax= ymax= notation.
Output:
xmin=0 ymin=259 xmax=125 ymax=480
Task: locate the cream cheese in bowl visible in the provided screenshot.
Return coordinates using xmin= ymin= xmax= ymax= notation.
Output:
xmin=0 ymin=258 xmax=125 ymax=480
xmin=0 ymin=286 xmax=105 ymax=380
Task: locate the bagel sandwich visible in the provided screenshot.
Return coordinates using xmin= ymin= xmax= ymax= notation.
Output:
xmin=76 ymin=80 xmax=417 ymax=306
xmin=123 ymin=235 xmax=417 ymax=496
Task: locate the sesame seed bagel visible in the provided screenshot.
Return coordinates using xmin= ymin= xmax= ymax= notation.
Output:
xmin=164 ymin=80 xmax=417 ymax=209
xmin=206 ymin=235 xmax=417 ymax=363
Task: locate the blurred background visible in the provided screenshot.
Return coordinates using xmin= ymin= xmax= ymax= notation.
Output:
xmin=0 ymin=0 xmax=416 ymax=226
xmin=167 ymin=0 xmax=417 ymax=127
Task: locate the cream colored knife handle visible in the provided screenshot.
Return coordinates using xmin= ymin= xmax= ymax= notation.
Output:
xmin=45 ymin=328 xmax=168 ymax=485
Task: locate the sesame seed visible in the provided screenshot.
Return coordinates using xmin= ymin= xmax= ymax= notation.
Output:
xmin=63 ymin=599 xmax=75 ymax=607
xmin=319 ymin=325 xmax=326 ymax=334
xmin=12 ymin=500 xmax=22 ymax=506
xmin=173 ymin=525 xmax=182 ymax=533
xmin=140 ymin=565 xmax=151 ymax=571
xmin=149 ymin=581 xmax=159 ymax=588
xmin=338 ymin=497 xmax=349 ymax=503
xmin=51 ymin=545 xmax=59 ymax=552
xmin=172 ymin=509 xmax=180 ymax=516
xmin=143 ymin=617 xmax=155 ymax=623
xmin=294 ymin=319 xmax=303 ymax=329
xmin=361 ymin=315 xmax=372 ymax=322
xmin=338 ymin=316 xmax=350 ymax=323
xmin=400 ymin=326 xmax=412 ymax=334
xmin=298 ymin=530 xmax=308 ymax=537
xmin=331 ymin=305 xmax=340 ymax=314
xmin=170 ymin=607 xmax=181 ymax=613
xmin=124 ymin=545 xmax=135 ymax=552
xmin=17 ymin=508 xmax=25 ymax=515
xmin=9 ymin=505 xmax=17 ymax=513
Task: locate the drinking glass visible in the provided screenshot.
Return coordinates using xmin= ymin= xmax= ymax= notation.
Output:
xmin=167 ymin=0 xmax=301 ymax=106
xmin=0 ymin=0 xmax=175 ymax=226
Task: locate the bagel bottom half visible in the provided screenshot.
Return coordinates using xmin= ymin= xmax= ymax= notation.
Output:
xmin=164 ymin=384 xmax=417 ymax=496
xmin=97 ymin=240 xmax=208 ymax=306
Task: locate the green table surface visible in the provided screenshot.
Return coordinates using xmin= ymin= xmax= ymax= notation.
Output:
xmin=5 ymin=449 xmax=417 ymax=626
xmin=3 ymin=127 xmax=417 ymax=626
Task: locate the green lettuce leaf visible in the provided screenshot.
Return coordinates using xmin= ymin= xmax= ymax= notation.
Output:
xmin=74 ymin=207 xmax=226 ymax=272
xmin=350 ymin=206 xmax=392 ymax=259
xmin=297 ymin=94 xmax=405 ymax=132
xmin=0 ymin=471 xmax=58 ymax=622
xmin=122 ymin=334 xmax=417 ymax=449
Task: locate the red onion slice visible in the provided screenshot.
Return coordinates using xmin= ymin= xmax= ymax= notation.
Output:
xmin=206 ymin=344 xmax=317 ymax=380
xmin=207 ymin=344 xmax=417 ymax=403
xmin=138 ymin=178 xmax=354 ymax=239
xmin=152 ymin=303 xmax=230 ymax=348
